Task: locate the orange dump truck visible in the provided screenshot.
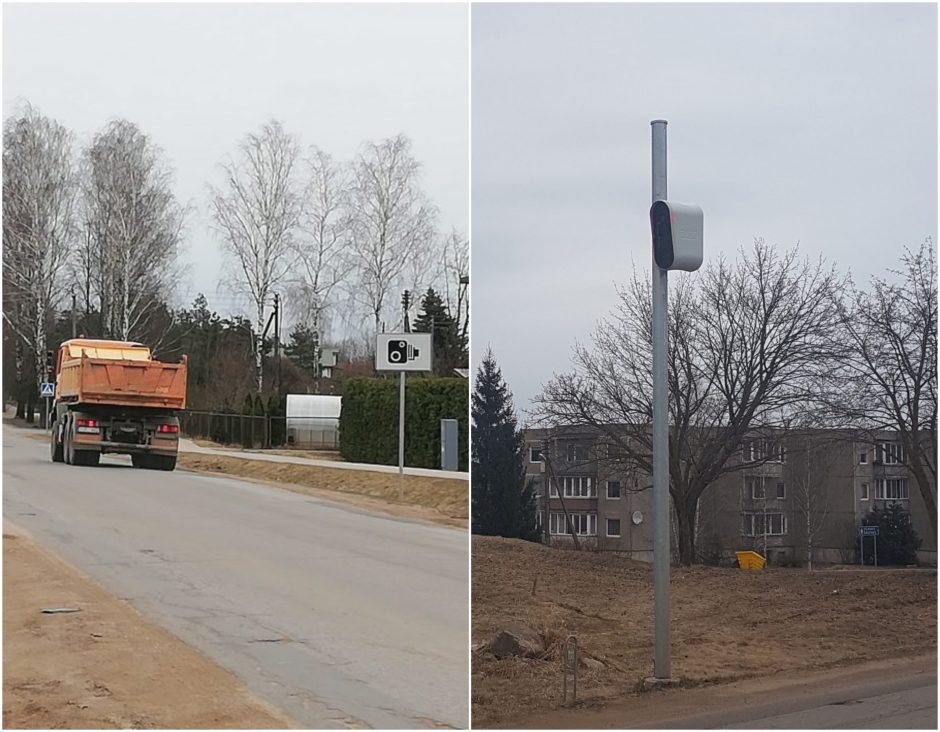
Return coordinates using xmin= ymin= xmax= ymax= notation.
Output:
xmin=49 ymin=339 xmax=188 ymax=470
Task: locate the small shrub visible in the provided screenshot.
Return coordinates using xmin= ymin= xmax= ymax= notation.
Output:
xmin=856 ymin=503 xmax=922 ymax=565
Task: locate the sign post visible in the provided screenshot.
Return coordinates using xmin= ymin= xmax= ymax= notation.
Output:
xmin=648 ymin=120 xmax=704 ymax=683
xmin=375 ymin=333 xmax=433 ymax=501
xmin=860 ymin=525 xmax=879 ymax=567
xmin=398 ymin=371 xmax=406 ymax=500
xmin=40 ymin=382 xmax=55 ymax=431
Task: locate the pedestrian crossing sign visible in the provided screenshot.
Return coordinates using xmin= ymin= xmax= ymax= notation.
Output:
xmin=40 ymin=382 xmax=54 ymax=398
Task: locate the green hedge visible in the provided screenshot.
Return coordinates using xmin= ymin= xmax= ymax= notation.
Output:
xmin=339 ymin=377 xmax=468 ymax=471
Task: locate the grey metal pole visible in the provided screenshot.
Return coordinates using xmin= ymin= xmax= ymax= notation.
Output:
xmin=650 ymin=118 xmax=671 ymax=680
xmin=399 ymin=370 xmax=406 ymax=502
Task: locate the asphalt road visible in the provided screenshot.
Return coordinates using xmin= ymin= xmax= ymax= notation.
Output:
xmin=2 ymin=428 xmax=468 ymax=729
xmin=720 ymin=680 xmax=937 ymax=729
xmin=515 ymin=654 xmax=936 ymax=730
xmin=661 ymin=670 xmax=938 ymax=730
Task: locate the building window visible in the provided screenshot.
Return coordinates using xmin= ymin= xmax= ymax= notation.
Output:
xmin=776 ymin=482 xmax=786 ymax=500
xmin=875 ymin=478 xmax=909 ymax=500
xmin=552 ymin=476 xmax=596 ymax=498
xmin=747 ymin=476 xmax=766 ymax=500
xmin=876 ymin=442 xmax=906 ymax=465
xmin=742 ymin=512 xmax=787 ymax=536
xmin=607 ymin=518 xmax=621 ymax=537
xmin=744 ymin=440 xmax=786 ymax=463
xmin=549 ymin=480 xmax=558 ymax=498
xmin=607 ymin=481 xmax=621 ymax=499
xmin=549 ymin=512 xmax=596 ymax=536
xmin=860 ymin=482 xmax=869 ymax=501
xmin=529 ymin=447 xmax=543 ymax=463
xmin=566 ymin=443 xmax=590 ymax=462
xmin=859 ymin=449 xmax=868 ymax=464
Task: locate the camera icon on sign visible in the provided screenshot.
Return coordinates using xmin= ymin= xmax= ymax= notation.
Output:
xmin=388 ymin=339 xmax=420 ymax=364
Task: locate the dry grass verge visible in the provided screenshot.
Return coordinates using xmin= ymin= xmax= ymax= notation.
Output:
xmin=177 ymin=453 xmax=467 ymax=528
xmin=471 ymin=535 xmax=937 ymax=728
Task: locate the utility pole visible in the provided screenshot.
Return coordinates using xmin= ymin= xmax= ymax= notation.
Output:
xmin=650 ymin=119 xmax=671 ymax=682
xmin=402 ymin=290 xmax=412 ymax=333
xmin=274 ymin=293 xmax=281 ymax=399
xmin=70 ymin=287 xmax=77 ymax=339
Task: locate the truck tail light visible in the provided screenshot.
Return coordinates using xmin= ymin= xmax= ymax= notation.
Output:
xmin=157 ymin=424 xmax=179 ymax=434
xmin=75 ymin=419 xmax=100 ymax=434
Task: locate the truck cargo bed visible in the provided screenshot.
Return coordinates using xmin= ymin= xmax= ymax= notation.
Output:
xmin=57 ymin=356 xmax=187 ymax=410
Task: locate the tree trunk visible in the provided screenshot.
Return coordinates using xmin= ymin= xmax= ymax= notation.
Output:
xmin=24 ymin=392 xmax=35 ymax=424
xmin=255 ymin=305 xmax=265 ymax=394
xmin=14 ymin=341 xmax=25 ymax=418
xmin=806 ymin=509 xmax=813 ymax=572
xmin=674 ymin=497 xmax=697 ymax=566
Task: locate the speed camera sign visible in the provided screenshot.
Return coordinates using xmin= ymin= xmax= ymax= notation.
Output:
xmin=375 ymin=333 xmax=433 ymax=372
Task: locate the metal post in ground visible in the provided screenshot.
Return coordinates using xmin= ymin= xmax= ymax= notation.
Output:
xmin=399 ymin=370 xmax=406 ymax=502
xmin=650 ymin=118 xmax=671 ymax=681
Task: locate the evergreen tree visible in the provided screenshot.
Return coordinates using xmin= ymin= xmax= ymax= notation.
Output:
xmin=412 ymin=287 xmax=467 ymax=376
xmin=858 ymin=503 xmax=922 ymax=565
xmin=285 ymin=323 xmax=320 ymax=376
xmin=471 ymin=348 xmax=539 ymax=539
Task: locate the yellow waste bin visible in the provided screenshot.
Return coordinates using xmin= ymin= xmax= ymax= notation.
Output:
xmin=735 ymin=551 xmax=766 ymax=571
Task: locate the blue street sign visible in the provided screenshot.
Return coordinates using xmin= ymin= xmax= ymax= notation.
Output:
xmin=860 ymin=525 xmax=879 ymax=536
xmin=40 ymin=382 xmax=54 ymax=398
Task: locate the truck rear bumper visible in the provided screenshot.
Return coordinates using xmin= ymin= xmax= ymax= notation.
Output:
xmin=77 ymin=439 xmax=178 ymax=456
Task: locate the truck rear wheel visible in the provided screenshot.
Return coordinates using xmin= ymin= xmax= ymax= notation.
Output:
xmin=131 ymin=454 xmax=175 ymax=470
xmin=150 ymin=455 xmax=177 ymax=471
xmin=64 ymin=418 xmax=74 ymax=465
xmin=50 ymin=423 xmax=64 ymax=463
xmin=74 ymin=450 xmax=100 ymax=467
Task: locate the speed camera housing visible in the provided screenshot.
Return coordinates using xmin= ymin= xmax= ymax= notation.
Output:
xmin=650 ymin=200 xmax=703 ymax=272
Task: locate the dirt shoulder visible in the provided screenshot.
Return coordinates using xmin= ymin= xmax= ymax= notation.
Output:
xmin=471 ymin=536 xmax=938 ymax=728
xmin=2 ymin=524 xmax=291 ymax=729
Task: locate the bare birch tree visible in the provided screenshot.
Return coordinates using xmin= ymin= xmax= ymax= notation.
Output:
xmin=2 ymin=105 xmax=78 ymax=402
xmin=348 ymin=134 xmax=437 ymax=337
xmin=789 ymin=431 xmax=839 ymax=571
xmin=288 ymin=146 xmax=354 ymax=347
xmin=831 ymin=239 xmax=937 ymax=543
xmin=209 ymin=120 xmax=302 ymax=393
xmin=81 ymin=120 xmax=184 ymax=342
xmin=533 ymin=240 xmax=844 ymax=565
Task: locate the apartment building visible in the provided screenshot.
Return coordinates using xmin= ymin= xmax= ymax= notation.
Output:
xmin=525 ymin=426 xmax=937 ymax=566
xmin=525 ymin=427 xmax=655 ymax=562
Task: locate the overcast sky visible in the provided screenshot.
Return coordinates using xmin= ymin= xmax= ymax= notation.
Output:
xmin=472 ymin=2 xmax=938 ymax=416
xmin=3 ymin=2 xmax=468 ymax=321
